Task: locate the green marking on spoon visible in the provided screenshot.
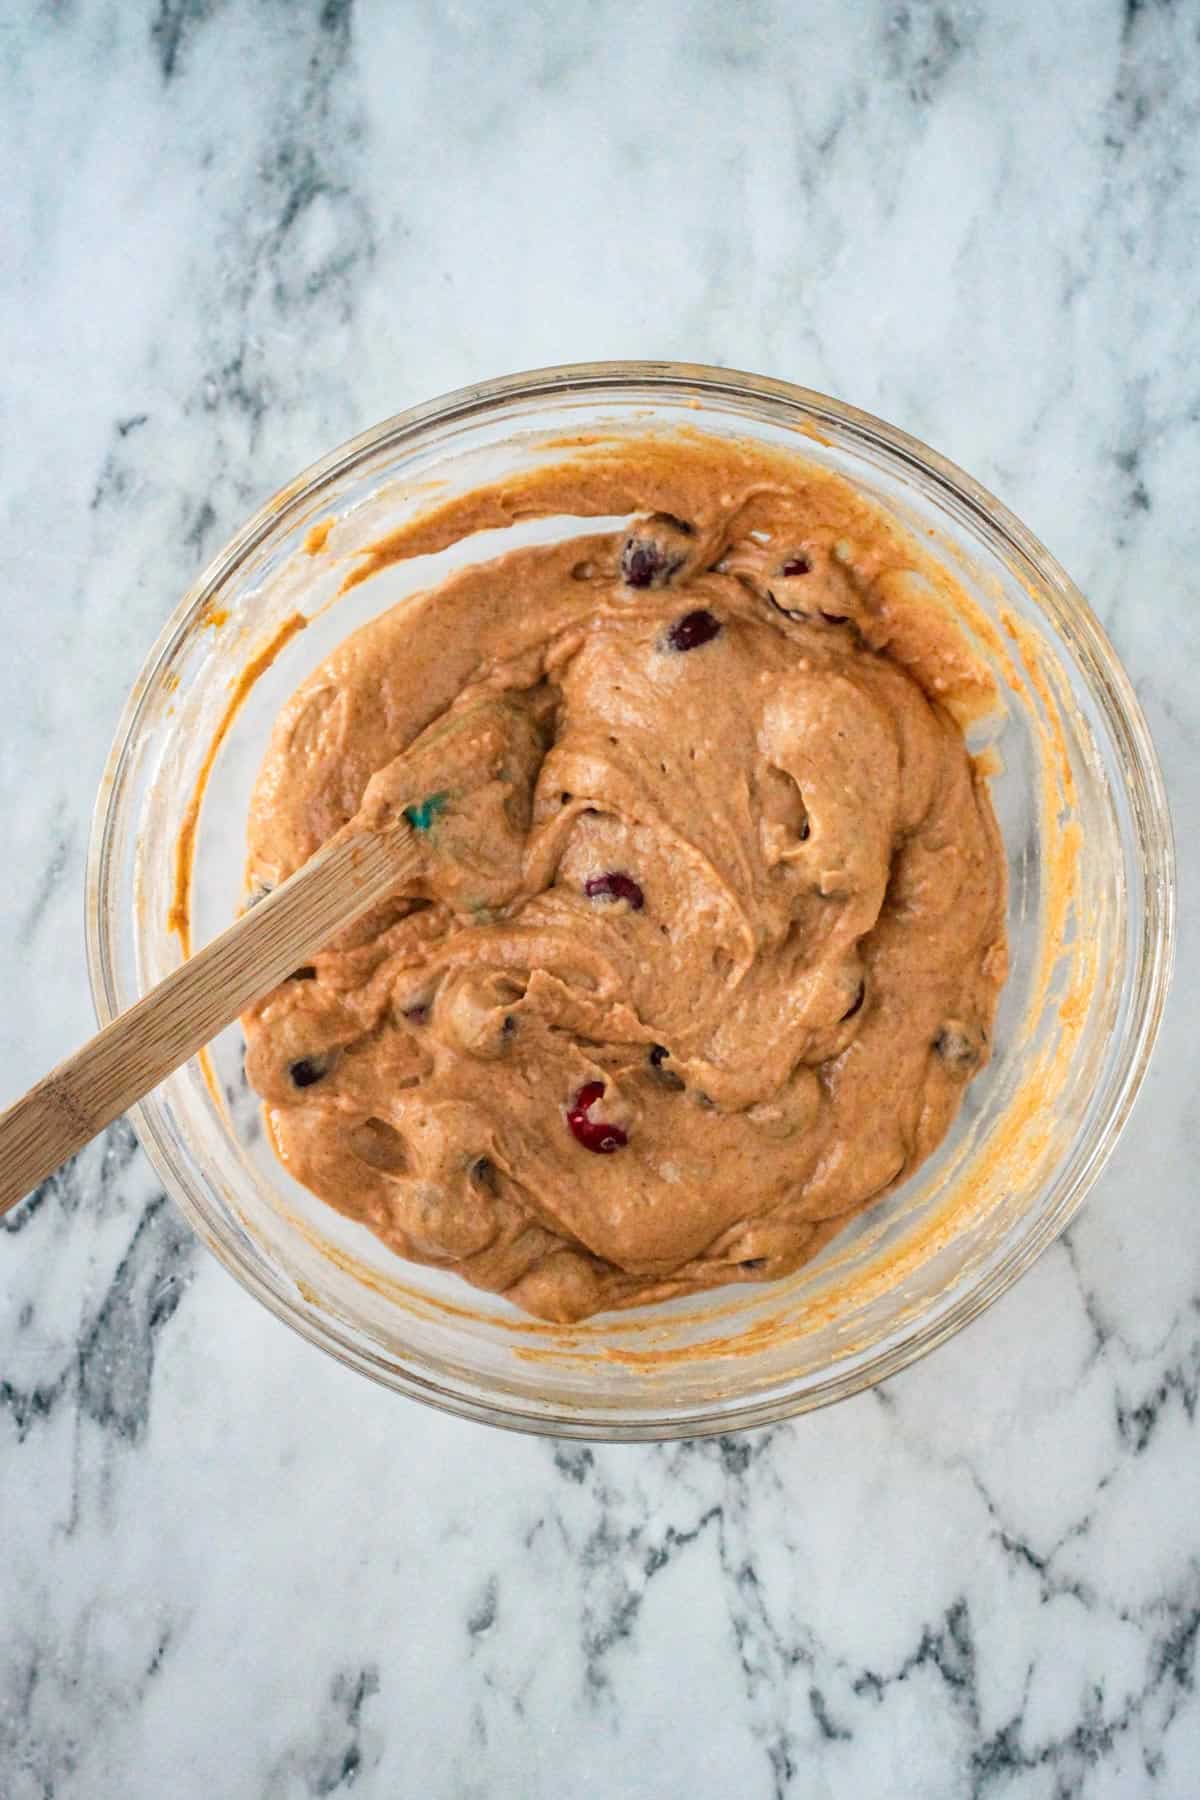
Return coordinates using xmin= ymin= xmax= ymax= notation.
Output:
xmin=403 ymin=791 xmax=449 ymax=834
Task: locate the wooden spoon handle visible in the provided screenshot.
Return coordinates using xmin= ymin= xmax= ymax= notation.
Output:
xmin=0 ymin=820 xmax=421 ymax=1216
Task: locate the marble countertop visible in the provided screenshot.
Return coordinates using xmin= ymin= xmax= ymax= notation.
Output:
xmin=2 ymin=3 xmax=1197 ymax=1795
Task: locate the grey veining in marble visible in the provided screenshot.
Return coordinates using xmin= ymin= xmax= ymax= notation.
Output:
xmin=2 ymin=2 xmax=1198 ymax=1795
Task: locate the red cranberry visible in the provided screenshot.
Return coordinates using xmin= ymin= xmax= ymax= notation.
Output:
xmin=567 ymin=1082 xmax=628 ymax=1153
xmin=585 ymin=871 xmax=644 ymax=910
xmin=666 ymin=610 xmax=721 ymax=652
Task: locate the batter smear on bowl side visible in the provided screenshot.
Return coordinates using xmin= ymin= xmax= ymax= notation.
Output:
xmin=241 ymin=434 xmax=1008 ymax=1322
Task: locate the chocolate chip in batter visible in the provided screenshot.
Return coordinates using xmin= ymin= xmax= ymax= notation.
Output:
xmin=666 ymin=609 xmax=722 ymax=652
xmin=290 ymin=965 xmax=318 ymax=982
xmin=470 ymin=1155 xmax=498 ymax=1191
xmin=781 ymin=554 xmax=812 ymax=577
xmin=289 ymin=1057 xmax=328 ymax=1089
xmin=648 ymin=1044 xmax=685 ymax=1091
xmin=620 ymin=515 xmax=694 ymax=589
xmin=621 ymin=537 xmax=682 ymax=589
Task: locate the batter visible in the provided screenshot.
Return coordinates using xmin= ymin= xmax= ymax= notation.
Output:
xmin=241 ymin=434 xmax=1007 ymax=1322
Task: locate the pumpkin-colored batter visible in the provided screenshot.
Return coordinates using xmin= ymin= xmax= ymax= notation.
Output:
xmin=242 ymin=434 xmax=1007 ymax=1322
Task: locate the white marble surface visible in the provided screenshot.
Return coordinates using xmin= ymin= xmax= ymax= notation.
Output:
xmin=2 ymin=2 xmax=1197 ymax=1794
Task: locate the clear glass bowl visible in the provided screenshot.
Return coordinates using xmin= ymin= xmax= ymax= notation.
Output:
xmin=86 ymin=362 xmax=1174 ymax=1439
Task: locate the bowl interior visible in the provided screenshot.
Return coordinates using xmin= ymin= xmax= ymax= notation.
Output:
xmin=88 ymin=369 xmax=1171 ymax=1436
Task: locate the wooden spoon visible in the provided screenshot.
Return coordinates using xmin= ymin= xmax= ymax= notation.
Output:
xmin=0 ymin=817 xmax=421 ymax=1218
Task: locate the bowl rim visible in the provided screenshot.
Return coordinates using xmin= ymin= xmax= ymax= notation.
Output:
xmin=85 ymin=359 xmax=1176 ymax=1439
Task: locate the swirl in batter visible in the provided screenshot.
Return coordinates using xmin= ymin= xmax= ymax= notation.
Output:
xmin=242 ymin=434 xmax=1007 ymax=1321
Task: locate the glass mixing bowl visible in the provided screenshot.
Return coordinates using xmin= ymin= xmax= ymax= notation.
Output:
xmin=86 ymin=363 xmax=1174 ymax=1439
